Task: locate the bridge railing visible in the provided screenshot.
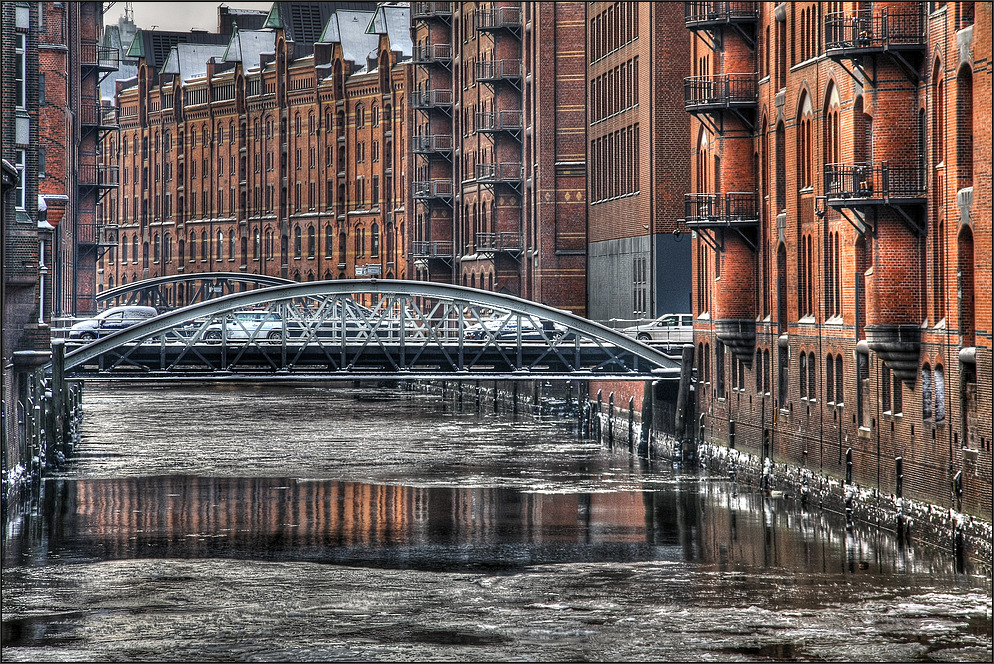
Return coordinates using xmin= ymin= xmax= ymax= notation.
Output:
xmin=63 ymin=280 xmax=680 ymax=380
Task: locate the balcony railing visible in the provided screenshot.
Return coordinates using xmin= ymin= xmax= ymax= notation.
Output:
xmin=475 ymin=232 xmax=522 ymax=254
xmin=411 ymin=240 xmax=454 ymax=258
xmin=411 ymin=89 xmax=453 ymax=110
xmin=79 ymin=163 xmax=120 ymax=189
xmin=412 ymin=1 xmax=453 ymax=21
xmin=476 ymin=162 xmax=523 ymax=185
xmin=824 ymin=162 xmax=926 ymax=201
xmin=413 ymin=180 xmax=454 ymax=201
xmin=682 ymin=192 xmax=759 ymax=226
xmin=475 ymin=58 xmax=522 ymax=83
xmin=825 ymin=8 xmax=925 ymax=53
xmin=684 ymin=2 xmax=759 ymax=28
xmin=475 ymin=6 xmax=522 ymax=33
xmin=412 ymin=43 xmax=452 ymax=66
xmin=412 ymin=134 xmax=453 ymax=155
xmin=475 ymin=110 xmax=523 ymax=134
xmin=79 ymin=104 xmax=118 ymax=129
xmin=684 ymin=74 xmax=757 ymax=112
xmin=80 ymin=40 xmax=119 ymax=72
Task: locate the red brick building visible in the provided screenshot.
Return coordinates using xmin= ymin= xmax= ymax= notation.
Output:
xmin=410 ymin=2 xmax=588 ymax=314
xmin=3 ymin=2 xmax=112 ymax=477
xmin=98 ymin=2 xmax=410 ymax=300
xmin=586 ymin=1 xmax=691 ymax=324
xmin=686 ymin=1 xmax=991 ymax=519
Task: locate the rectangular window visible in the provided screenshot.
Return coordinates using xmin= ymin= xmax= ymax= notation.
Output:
xmin=16 ymin=34 xmax=26 ymax=109
xmin=14 ymin=150 xmax=26 ymax=210
xmin=38 ymin=147 xmax=45 ymax=178
xmin=39 ymin=73 xmax=45 ymax=105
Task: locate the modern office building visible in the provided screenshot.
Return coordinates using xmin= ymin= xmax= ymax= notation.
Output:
xmin=685 ymin=1 xmax=991 ymax=518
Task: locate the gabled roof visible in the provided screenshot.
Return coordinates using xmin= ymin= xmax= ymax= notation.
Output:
xmin=223 ymin=28 xmax=277 ymax=71
xmin=367 ymin=2 xmax=411 ymax=59
xmin=319 ymin=8 xmax=379 ymax=66
xmin=161 ymin=43 xmax=230 ymax=81
xmin=126 ymin=29 xmax=229 ymax=70
xmin=267 ymin=2 xmax=377 ymax=59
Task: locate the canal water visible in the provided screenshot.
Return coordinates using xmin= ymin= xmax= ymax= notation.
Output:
xmin=3 ymin=383 xmax=991 ymax=662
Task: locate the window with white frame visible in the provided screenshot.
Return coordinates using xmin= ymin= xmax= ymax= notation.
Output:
xmin=14 ymin=150 xmax=26 ymax=210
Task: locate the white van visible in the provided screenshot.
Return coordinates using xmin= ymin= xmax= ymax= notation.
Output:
xmin=622 ymin=313 xmax=693 ymax=346
xmin=68 ymin=305 xmax=158 ymax=341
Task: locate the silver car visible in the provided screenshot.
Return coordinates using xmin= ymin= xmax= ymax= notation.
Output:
xmin=68 ymin=305 xmax=158 ymax=341
xmin=622 ymin=313 xmax=693 ymax=345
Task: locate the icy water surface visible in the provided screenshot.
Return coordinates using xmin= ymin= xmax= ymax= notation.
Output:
xmin=2 ymin=383 xmax=991 ymax=661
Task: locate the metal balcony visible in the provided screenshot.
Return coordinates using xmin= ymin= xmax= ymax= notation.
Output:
xmin=412 ymin=134 xmax=453 ymax=157
xmin=681 ymin=192 xmax=759 ymax=251
xmin=824 ymin=161 xmax=927 ymax=235
xmin=79 ymin=104 xmax=118 ymax=131
xmin=684 ymin=73 xmax=757 ymax=132
xmin=411 ymin=89 xmax=453 ymax=113
xmin=412 ymin=1 xmax=453 ymax=22
xmin=80 ymin=40 xmax=119 ymax=73
xmin=684 ymin=2 xmax=759 ymax=28
xmin=78 ymin=163 xmax=120 ymax=190
xmin=475 ymin=232 xmax=522 ymax=257
xmin=475 ymin=110 xmax=523 ymax=140
xmin=475 ymin=7 xmax=522 ymax=36
xmin=825 ymin=8 xmax=925 ymax=83
xmin=684 ymin=2 xmax=758 ymax=48
xmin=475 ymin=59 xmax=522 ymax=88
xmin=475 ymin=162 xmax=523 ymax=190
xmin=411 ymin=240 xmax=454 ymax=260
xmin=412 ymin=43 xmax=452 ymax=67
xmin=412 ymin=180 xmax=454 ymax=205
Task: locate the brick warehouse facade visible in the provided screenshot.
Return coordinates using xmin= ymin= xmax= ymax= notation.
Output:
xmin=98 ymin=2 xmax=411 ymax=298
xmin=3 ymin=3 xmax=111 ymax=483
xmin=410 ymin=2 xmax=588 ymax=314
xmin=586 ymin=1 xmax=692 ymax=323
xmin=686 ymin=2 xmax=992 ymax=520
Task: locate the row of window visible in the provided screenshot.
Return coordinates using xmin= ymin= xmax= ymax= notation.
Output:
xmin=108 ymin=223 xmax=396 ymax=267
xmin=589 ymin=56 xmax=638 ymax=124
xmin=589 ymin=1 xmax=639 ymax=64
xmin=702 ymin=341 xmax=949 ymax=423
xmin=589 ymin=123 xmax=639 ymax=203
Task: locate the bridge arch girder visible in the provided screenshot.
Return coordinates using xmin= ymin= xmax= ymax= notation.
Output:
xmin=66 ymin=280 xmax=681 ymax=380
xmin=97 ymin=272 xmax=295 ymax=309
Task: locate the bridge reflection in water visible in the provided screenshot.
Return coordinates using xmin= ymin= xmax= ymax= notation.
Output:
xmin=39 ymin=474 xmax=930 ymax=576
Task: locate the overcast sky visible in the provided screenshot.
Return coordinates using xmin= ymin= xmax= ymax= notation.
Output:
xmin=109 ymin=2 xmax=274 ymax=33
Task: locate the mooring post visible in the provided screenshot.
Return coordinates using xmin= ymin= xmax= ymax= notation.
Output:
xmin=628 ymin=396 xmax=635 ymax=453
xmin=608 ymin=392 xmax=614 ymax=448
xmin=52 ymin=341 xmax=66 ymax=457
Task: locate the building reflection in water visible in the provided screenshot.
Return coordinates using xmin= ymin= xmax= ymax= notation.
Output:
xmin=20 ymin=476 xmax=966 ymax=578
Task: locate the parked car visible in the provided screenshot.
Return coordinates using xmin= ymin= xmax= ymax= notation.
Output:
xmin=68 ymin=305 xmax=159 ymax=341
xmin=465 ymin=315 xmax=568 ymax=342
xmin=201 ymin=310 xmax=290 ymax=344
xmin=622 ymin=313 xmax=693 ymax=346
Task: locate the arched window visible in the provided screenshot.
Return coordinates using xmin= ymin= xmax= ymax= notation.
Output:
xmin=121 ymin=233 xmax=129 ymax=262
xmin=957 ymin=66 xmax=973 ymax=187
xmin=934 ymin=365 xmax=946 ymax=422
xmin=307 ymin=226 xmax=316 ymax=258
xmin=153 ymin=234 xmax=160 ymax=263
xmin=796 ymin=91 xmax=813 ymax=188
xmin=922 ymin=363 xmax=933 ymax=419
xmin=132 ymin=236 xmax=138 ymax=263
xmin=355 ymin=103 xmax=365 ymax=129
xmin=339 ymin=231 xmax=347 ymax=261
xmin=835 ymin=355 xmax=843 ymax=406
xmin=217 ymin=230 xmax=224 ymax=261
xmin=370 ymin=223 xmax=380 ymax=257
xmin=253 ymin=228 xmax=261 ymax=259
xmin=826 ymin=353 xmax=835 ymax=403
xmin=325 ymin=224 xmax=334 ymax=258
xmin=807 ymin=352 xmax=816 ymax=401
xmin=294 ymin=225 xmax=302 ymax=258
xmin=799 ymin=352 xmax=808 ymax=398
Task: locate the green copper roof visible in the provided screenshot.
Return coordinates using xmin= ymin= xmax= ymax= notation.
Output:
xmin=263 ymin=4 xmax=283 ymax=29
xmin=126 ymin=29 xmax=144 ymax=58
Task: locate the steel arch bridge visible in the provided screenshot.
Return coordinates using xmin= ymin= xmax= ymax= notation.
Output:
xmin=64 ymin=280 xmax=680 ymax=381
xmin=96 ymin=272 xmax=295 ymax=310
